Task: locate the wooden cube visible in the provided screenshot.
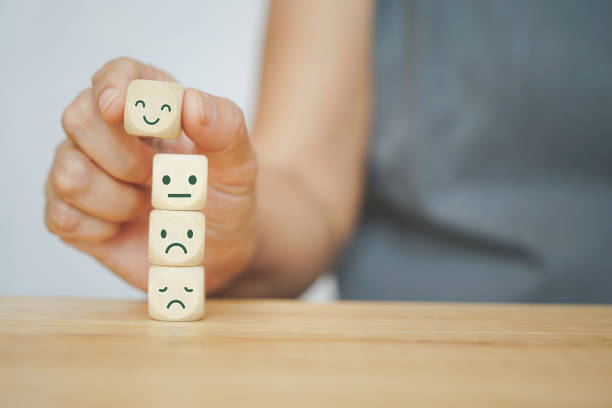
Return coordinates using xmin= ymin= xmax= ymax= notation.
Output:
xmin=149 ymin=210 xmax=205 ymax=266
xmin=124 ymin=79 xmax=184 ymax=139
xmin=148 ymin=265 xmax=205 ymax=321
xmin=152 ymin=154 xmax=208 ymax=211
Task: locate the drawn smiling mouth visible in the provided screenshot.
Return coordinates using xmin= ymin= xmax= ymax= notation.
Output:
xmin=142 ymin=115 xmax=160 ymax=125
xmin=166 ymin=299 xmax=186 ymax=309
xmin=165 ymin=242 xmax=187 ymax=254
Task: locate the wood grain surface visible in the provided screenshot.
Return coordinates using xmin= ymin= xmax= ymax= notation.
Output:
xmin=0 ymin=297 xmax=611 ymax=407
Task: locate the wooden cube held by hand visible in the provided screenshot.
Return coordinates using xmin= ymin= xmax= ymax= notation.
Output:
xmin=148 ymin=210 xmax=205 ymax=267
xmin=152 ymin=154 xmax=208 ymax=211
xmin=124 ymin=79 xmax=184 ymax=139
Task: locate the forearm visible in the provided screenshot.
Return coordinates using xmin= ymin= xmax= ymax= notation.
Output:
xmin=222 ymin=0 xmax=374 ymax=297
xmin=226 ymin=164 xmax=337 ymax=297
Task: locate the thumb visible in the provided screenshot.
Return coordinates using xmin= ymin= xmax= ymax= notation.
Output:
xmin=182 ymin=88 xmax=257 ymax=291
xmin=182 ymin=88 xmax=256 ymax=188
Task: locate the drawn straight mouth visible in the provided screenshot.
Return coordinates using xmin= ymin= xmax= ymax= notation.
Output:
xmin=168 ymin=193 xmax=191 ymax=198
xmin=165 ymin=242 xmax=187 ymax=254
xmin=166 ymin=299 xmax=186 ymax=309
xmin=142 ymin=115 xmax=160 ymax=125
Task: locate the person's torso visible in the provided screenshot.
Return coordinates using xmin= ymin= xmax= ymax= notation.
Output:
xmin=337 ymin=0 xmax=612 ymax=302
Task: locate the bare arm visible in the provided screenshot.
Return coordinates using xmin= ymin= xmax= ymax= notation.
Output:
xmin=223 ymin=0 xmax=374 ymax=296
xmin=46 ymin=1 xmax=373 ymax=298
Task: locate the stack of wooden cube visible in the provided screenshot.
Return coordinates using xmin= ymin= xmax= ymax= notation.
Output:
xmin=124 ymin=80 xmax=207 ymax=321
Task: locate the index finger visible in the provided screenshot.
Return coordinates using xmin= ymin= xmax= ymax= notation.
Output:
xmin=92 ymin=57 xmax=175 ymax=125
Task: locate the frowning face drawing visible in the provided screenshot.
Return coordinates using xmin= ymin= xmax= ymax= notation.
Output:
xmin=148 ymin=210 xmax=205 ymax=267
xmin=148 ymin=266 xmax=205 ymax=321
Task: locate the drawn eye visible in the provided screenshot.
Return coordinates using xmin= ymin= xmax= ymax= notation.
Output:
xmin=184 ymin=287 xmax=193 ymax=292
xmin=161 ymin=229 xmax=167 ymax=238
xmin=159 ymin=287 xmax=168 ymax=292
xmin=188 ymin=175 xmax=197 ymax=185
xmin=187 ymin=229 xmax=193 ymax=239
xmin=161 ymin=104 xmax=171 ymax=112
xmin=162 ymin=175 xmax=171 ymax=185
xmin=135 ymin=100 xmax=145 ymax=108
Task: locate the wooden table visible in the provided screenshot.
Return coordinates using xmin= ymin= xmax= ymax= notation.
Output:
xmin=0 ymin=297 xmax=611 ymax=407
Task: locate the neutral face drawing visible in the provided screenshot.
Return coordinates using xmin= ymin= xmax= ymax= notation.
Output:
xmin=151 ymin=154 xmax=208 ymax=211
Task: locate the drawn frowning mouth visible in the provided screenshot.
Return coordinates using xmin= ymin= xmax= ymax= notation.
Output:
xmin=166 ymin=299 xmax=186 ymax=309
xmin=143 ymin=115 xmax=160 ymax=125
xmin=165 ymin=242 xmax=187 ymax=254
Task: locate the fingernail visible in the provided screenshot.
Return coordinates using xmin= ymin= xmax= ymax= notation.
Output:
xmin=98 ymin=88 xmax=120 ymax=114
xmin=197 ymin=90 xmax=217 ymax=128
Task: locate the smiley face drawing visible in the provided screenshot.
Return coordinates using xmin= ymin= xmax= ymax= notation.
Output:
xmin=124 ymin=79 xmax=184 ymax=139
xmin=148 ymin=266 xmax=205 ymax=321
xmin=152 ymin=154 xmax=208 ymax=211
xmin=149 ymin=210 xmax=205 ymax=267
xmin=135 ymin=98 xmax=171 ymax=126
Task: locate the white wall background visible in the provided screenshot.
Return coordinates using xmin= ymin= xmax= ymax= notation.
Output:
xmin=0 ymin=0 xmax=270 ymax=299
xmin=0 ymin=0 xmax=338 ymax=302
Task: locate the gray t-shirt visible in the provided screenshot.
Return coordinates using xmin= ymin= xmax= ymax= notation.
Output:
xmin=337 ymin=0 xmax=612 ymax=302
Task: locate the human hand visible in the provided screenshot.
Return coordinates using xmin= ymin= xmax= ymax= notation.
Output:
xmin=45 ymin=57 xmax=257 ymax=293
